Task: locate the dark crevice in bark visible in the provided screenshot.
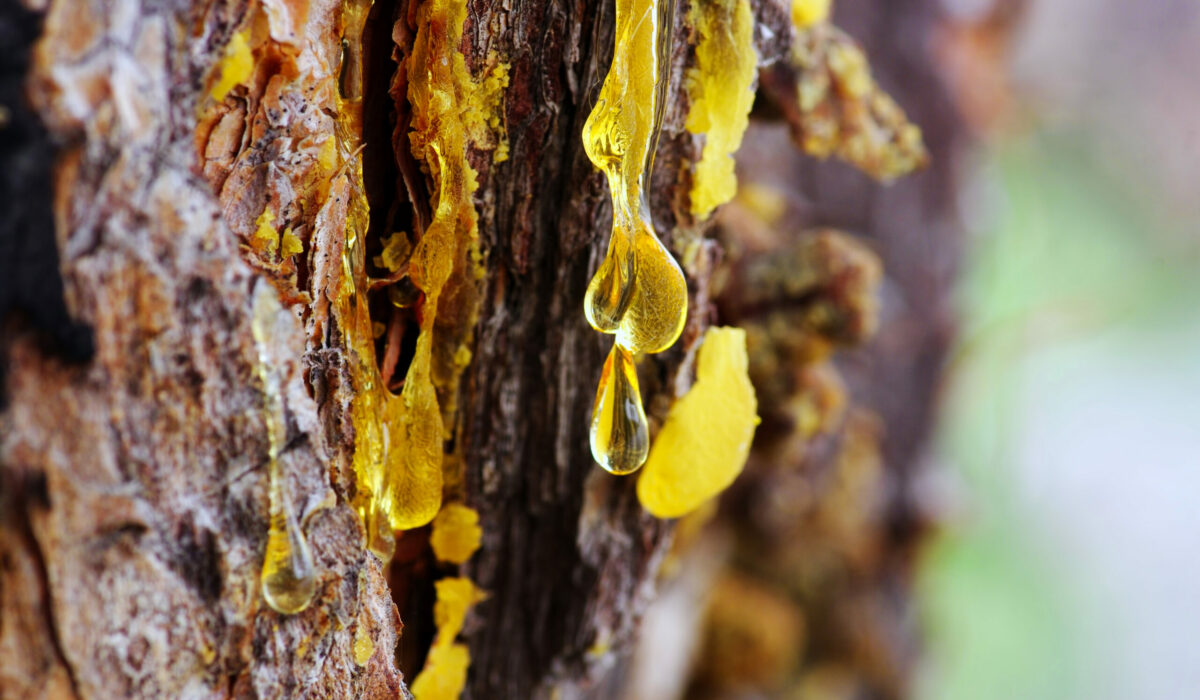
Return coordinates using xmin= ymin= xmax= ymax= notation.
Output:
xmin=362 ymin=0 xmax=423 ymax=391
xmin=0 ymin=4 xmax=93 ymax=406
xmin=389 ymin=526 xmax=438 ymax=681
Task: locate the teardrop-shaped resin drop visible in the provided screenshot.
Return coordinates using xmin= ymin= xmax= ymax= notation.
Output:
xmin=366 ymin=501 xmax=396 ymax=563
xmin=590 ymin=343 xmax=650 ymax=474
xmin=615 ymin=225 xmax=687 ymax=354
xmin=261 ymin=506 xmax=317 ymax=614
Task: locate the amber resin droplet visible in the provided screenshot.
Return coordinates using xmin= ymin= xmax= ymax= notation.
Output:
xmin=580 ymin=0 xmax=687 ymax=347
xmin=584 ymin=211 xmax=688 ymax=355
xmin=261 ymin=500 xmax=318 ymax=615
xmin=366 ymin=500 xmax=396 ymax=563
xmin=258 ymin=397 xmax=318 ymax=615
xmin=584 ymin=227 xmax=636 ymax=333
xmin=590 ymin=343 xmax=650 ymax=474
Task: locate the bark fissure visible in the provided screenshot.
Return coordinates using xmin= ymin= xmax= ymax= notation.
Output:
xmin=6 ymin=469 xmax=83 ymax=699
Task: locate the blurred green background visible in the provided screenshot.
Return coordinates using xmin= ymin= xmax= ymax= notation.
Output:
xmin=917 ymin=2 xmax=1200 ymax=698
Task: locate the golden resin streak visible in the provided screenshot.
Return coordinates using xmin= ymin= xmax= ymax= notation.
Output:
xmin=386 ymin=0 xmax=500 ymax=530
xmin=583 ymin=0 xmax=687 ymax=353
xmin=637 ymin=327 xmax=760 ymax=517
xmin=253 ymin=285 xmax=317 ymax=614
xmin=328 ymin=0 xmax=413 ymax=560
xmin=685 ymin=0 xmax=757 ymax=218
xmin=333 ymin=0 xmax=503 ymax=555
xmin=584 ymin=0 xmax=686 ymax=474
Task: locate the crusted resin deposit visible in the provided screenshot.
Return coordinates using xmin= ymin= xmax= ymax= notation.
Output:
xmin=637 ymin=327 xmax=759 ymax=517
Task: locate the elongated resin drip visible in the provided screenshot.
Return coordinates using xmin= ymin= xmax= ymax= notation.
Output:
xmin=332 ymin=0 xmax=401 ymax=562
xmin=252 ymin=287 xmax=317 ymax=615
xmin=583 ymin=0 xmax=686 ymax=473
xmin=582 ymin=0 xmax=687 ymax=354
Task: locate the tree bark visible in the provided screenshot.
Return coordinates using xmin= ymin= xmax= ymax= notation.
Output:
xmin=0 ymin=0 xmax=968 ymax=697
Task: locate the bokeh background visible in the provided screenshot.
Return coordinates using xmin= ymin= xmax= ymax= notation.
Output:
xmin=919 ymin=1 xmax=1200 ymax=698
xmin=621 ymin=2 xmax=1200 ymax=698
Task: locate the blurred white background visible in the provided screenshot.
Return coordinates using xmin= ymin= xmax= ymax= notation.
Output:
xmin=919 ymin=1 xmax=1200 ymax=699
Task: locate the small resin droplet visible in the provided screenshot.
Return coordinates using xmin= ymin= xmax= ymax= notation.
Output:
xmin=590 ymin=343 xmax=650 ymax=474
xmin=584 ymin=228 xmax=636 ymax=333
xmin=261 ymin=506 xmax=317 ymax=614
xmin=366 ymin=501 xmax=396 ymax=563
xmin=353 ymin=623 xmax=376 ymax=666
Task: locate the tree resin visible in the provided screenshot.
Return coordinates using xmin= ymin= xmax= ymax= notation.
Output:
xmin=261 ymin=492 xmax=318 ymax=615
xmin=582 ymin=0 xmax=686 ymax=474
xmin=590 ymin=344 xmax=651 ymax=474
xmin=252 ymin=285 xmax=317 ymax=614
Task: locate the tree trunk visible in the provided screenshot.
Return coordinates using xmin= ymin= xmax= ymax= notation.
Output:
xmin=0 ymin=0 xmax=968 ymax=697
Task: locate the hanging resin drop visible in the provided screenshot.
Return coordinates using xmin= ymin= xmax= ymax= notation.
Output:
xmin=590 ymin=343 xmax=650 ymax=474
xmin=580 ymin=0 xmax=688 ymax=352
xmin=261 ymin=496 xmax=318 ymax=615
xmin=581 ymin=0 xmax=688 ymax=473
xmin=366 ymin=499 xmax=396 ymax=563
xmin=252 ymin=284 xmax=318 ymax=615
xmin=584 ymin=226 xmax=636 ymax=334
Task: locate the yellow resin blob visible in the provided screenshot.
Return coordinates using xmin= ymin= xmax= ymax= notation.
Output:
xmin=583 ymin=0 xmax=687 ymax=473
xmin=637 ymin=327 xmax=759 ymax=517
xmin=590 ymin=344 xmax=651 ymax=474
xmin=429 ymin=503 xmax=482 ymax=564
xmin=411 ymin=577 xmax=486 ymax=700
xmin=253 ymin=286 xmax=317 ymax=615
xmin=685 ymin=0 xmax=758 ymax=218
xmin=210 ymin=29 xmax=252 ymax=102
xmin=792 ymin=0 xmax=832 ymax=28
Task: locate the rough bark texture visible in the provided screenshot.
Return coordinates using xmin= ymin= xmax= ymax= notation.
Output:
xmin=1 ymin=0 xmax=968 ymax=697
xmin=1 ymin=0 xmax=406 ymax=697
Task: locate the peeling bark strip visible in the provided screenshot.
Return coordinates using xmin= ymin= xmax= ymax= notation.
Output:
xmin=2 ymin=0 xmax=967 ymax=697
